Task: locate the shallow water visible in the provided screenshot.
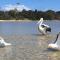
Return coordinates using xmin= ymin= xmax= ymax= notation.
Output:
xmin=0 ymin=20 xmax=60 ymax=60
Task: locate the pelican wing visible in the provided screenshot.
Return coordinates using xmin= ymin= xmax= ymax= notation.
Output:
xmin=42 ymin=24 xmax=50 ymax=27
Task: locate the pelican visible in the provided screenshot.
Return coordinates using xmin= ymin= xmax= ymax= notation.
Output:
xmin=48 ymin=32 xmax=60 ymax=50
xmin=37 ymin=18 xmax=51 ymax=35
xmin=0 ymin=37 xmax=11 ymax=47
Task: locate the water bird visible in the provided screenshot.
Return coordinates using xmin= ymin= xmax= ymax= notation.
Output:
xmin=0 ymin=37 xmax=11 ymax=47
xmin=48 ymin=32 xmax=60 ymax=50
xmin=37 ymin=18 xmax=51 ymax=35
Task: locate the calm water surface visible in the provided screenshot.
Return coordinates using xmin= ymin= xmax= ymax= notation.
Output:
xmin=0 ymin=20 xmax=60 ymax=35
xmin=0 ymin=20 xmax=60 ymax=60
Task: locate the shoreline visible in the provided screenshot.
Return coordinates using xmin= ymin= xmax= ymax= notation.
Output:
xmin=0 ymin=20 xmax=32 ymax=22
xmin=0 ymin=19 xmax=60 ymax=22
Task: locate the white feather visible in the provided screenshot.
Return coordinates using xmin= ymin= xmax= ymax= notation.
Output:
xmin=0 ymin=37 xmax=11 ymax=47
xmin=48 ymin=32 xmax=60 ymax=50
xmin=37 ymin=18 xmax=51 ymax=34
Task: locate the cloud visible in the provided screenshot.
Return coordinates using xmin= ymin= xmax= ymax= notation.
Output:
xmin=1 ymin=4 xmax=31 ymax=11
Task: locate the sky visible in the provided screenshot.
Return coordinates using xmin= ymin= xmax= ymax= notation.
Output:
xmin=0 ymin=0 xmax=60 ymax=11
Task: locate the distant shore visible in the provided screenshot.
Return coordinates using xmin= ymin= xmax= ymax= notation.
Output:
xmin=0 ymin=20 xmax=32 ymax=22
xmin=0 ymin=19 xmax=60 ymax=22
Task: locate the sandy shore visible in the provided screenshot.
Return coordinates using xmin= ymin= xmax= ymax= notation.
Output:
xmin=0 ymin=34 xmax=59 ymax=60
xmin=0 ymin=20 xmax=32 ymax=22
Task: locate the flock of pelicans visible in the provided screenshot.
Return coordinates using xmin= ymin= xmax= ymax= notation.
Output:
xmin=37 ymin=18 xmax=60 ymax=50
xmin=0 ymin=18 xmax=60 ymax=51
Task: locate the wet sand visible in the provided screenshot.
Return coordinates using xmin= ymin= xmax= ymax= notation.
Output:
xmin=0 ymin=34 xmax=60 ymax=60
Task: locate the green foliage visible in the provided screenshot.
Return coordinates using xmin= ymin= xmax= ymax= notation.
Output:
xmin=0 ymin=9 xmax=60 ymax=20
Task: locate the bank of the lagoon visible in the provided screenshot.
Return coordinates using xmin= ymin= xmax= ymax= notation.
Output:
xmin=0 ymin=20 xmax=60 ymax=60
xmin=0 ymin=20 xmax=32 ymax=22
xmin=0 ymin=19 xmax=60 ymax=22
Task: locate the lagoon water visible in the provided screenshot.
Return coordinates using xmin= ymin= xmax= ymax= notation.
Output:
xmin=0 ymin=20 xmax=60 ymax=35
xmin=0 ymin=20 xmax=60 ymax=60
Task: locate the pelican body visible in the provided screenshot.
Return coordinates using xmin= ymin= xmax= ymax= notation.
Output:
xmin=37 ymin=18 xmax=51 ymax=35
xmin=48 ymin=32 xmax=60 ymax=50
xmin=0 ymin=37 xmax=11 ymax=47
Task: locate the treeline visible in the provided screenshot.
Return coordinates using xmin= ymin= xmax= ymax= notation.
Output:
xmin=0 ymin=9 xmax=60 ymax=20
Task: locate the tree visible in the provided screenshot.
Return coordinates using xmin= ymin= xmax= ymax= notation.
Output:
xmin=45 ymin=10 xmax=55 ymax=20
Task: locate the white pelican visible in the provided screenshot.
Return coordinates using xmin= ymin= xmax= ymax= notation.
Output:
xmin=0 ymin=37 xmax=11 ymax=47
xmin=48 ymin=32 xmax=60 ymax=50
xmin=37 ymin=18 xmax=51 ymax=35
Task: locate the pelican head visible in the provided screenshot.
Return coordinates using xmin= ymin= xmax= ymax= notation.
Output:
xmin=37 ymin=18 xmax=43 ymax=24
xmin=0 ymin=37 xmax=11 ymax=47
